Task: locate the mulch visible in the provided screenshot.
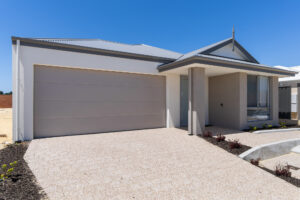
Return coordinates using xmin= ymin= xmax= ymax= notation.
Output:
xmin=0 ymin=142 xmax=47 ymax=200
xmin=201 ymin=136 xmax=251 ymax=155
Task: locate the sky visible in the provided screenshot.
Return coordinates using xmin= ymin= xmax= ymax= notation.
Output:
xmin=0 ymin=0 xmax=300 ymax=92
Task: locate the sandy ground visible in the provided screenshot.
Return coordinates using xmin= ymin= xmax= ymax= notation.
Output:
xmin=0 ymin=108 xmax=12 ymax=145
xmin=25 ymin=128 xmax=300 ymax=200
xmin=206 ymin=126 xmax=300 ymax=147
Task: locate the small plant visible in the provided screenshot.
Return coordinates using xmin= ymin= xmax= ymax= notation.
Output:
xmin=279 ymin=122 xmax=287 ymax=128
xmin=249 ymin=126 xmax=257 ymax=131
xmin=0 ymin=161 xmax=18 ymax=181
xmin=216 ymin=134 xmax=226 ymax=142
xmin=275 ymin=163 xmax=291 ymax=177
xmin=228 ymin=139 xmax=241 ymax=149
xmin=203 ymin=130 xmax=212 ymax=138
xmin=250 ymin=158 xmax=260 ymax=166
xmin=267 ymin=124 xmax=272 ymax=129
xmin=262 ymin=123 xmax=268 ymax=129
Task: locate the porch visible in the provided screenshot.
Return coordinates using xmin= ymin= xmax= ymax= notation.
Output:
xmin=163 ymin=62 xmax=281 ymax=135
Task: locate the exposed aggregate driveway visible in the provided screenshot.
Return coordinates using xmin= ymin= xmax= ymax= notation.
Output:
xmin=25 ymin=128 xmax=300 ymax=200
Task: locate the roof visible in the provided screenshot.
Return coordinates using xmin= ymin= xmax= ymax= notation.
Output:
xmin=176 ymin=38 xmax=258 ymax=63
xmin=275 ymin=66 xmax=300 ymax=82
xmin=12 ymin=36 xmax=296 ymax=76
xmin=35 ymin=38 xmax=182 ymax=60
xmin=157 ymin=38 xmax=296 ymax=76
xmin=158 ymin=53 xmax=297 ymax=76
xmin=12 ymin=36 xmax=182 ymax=62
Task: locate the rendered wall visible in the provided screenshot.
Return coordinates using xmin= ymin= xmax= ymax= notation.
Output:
xmin=12 ymin=44 xmax=171 ymax=140
xmin=209 ymin=73 xmax=247 ymax=130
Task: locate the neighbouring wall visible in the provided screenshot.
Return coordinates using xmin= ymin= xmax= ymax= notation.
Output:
xmin=209 ymin=73 xmax=247 ymax=130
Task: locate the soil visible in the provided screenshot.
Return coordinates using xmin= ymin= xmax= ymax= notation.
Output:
xmin=0 ymin=142 xmax=47 ymax=200
xmin=0 ymin=95 xmax=12 ymax=108
xmin=201 ymin=136 xmax=251 ymax=155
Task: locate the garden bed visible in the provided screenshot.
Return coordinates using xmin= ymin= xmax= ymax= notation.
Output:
xmin=0 ymin=142 xmax=47 ymax=200
xmin=200 ymin=132 xmax=300 ymax=188
xmin=201 ymin=136 xmax=251 ymax=155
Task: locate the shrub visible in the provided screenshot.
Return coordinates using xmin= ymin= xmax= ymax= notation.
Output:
xmin=249 ymin=126 xmax=257 ymax=131
xmin=216 ymin=134 xmax=226 ymax=142
xmin=268 ymin=124 xmax=273 ymax=129
xmin=0 ymin=161 xmax=18 ymax=181
xmin=250 ymin=158 xmax=260 ymax=166
xmin=262 ymin=124 xmax=268 ymax=129
xmin=275 ymin=163 xmax=291 ymax=177
xmin=203 ymin=130 xmax=212 ymax=138
xmin=228 ymin=139 xmax=242 ymax=149
xmin=279 ymin=122 xmax=287 ymax=128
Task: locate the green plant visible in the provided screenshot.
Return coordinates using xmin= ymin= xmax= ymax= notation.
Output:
xmin=279 ymin=122 xmax=287 ymax=128
xmin=262 ymin=123 xmax=268 ymax=129
xmin=267 ymin=124 xmax=273 ymax=129
xmin=249 ymin=126 xmax=257 ymax=131
xmin=0 ymin=161 xmax=18 ymax=181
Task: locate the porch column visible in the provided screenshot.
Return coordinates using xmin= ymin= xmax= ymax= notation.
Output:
xmin=270 ymin=76 xmax=279 ymax=123
xmin=188 ymin=67 xmax=205 ymax=135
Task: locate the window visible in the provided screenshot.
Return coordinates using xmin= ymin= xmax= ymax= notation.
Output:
xmin=247 ymin=75 xmax=270 ymax=121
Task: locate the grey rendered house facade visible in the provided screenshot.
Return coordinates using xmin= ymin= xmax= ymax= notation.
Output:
xmin=12 ymin=36 xmax=296 ymax=141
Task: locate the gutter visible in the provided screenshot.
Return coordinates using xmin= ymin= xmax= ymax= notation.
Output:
xmin=158 ymin=55 xmax=297 ymax=76
xmin=11 ymin=36 xmax=176 ymax=63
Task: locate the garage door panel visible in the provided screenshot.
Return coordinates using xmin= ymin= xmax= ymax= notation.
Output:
xmin=36 ymin=100 xmax=165 ymax=118
xmin=35 ymin=82 xmax=164 ymax=102
xmin=36 ymin=114 xmax=165 ymax=137
xmin=34 ymin=66 xmax=166 ymax=138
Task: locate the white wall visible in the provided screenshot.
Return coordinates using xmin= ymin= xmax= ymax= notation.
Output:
xmin=13 ymin=44 xmax=177 ymax=140
xmin=166 ymin=74 xmax=180 ymax=128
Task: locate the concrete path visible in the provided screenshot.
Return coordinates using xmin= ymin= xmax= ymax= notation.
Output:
xmin=207 ymin=126 xmax=300 ymax=147
xmin=25 ymin=128 xmax=300 ymax=200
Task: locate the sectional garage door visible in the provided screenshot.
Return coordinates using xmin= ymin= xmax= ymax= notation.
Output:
xmin=34 ymin=66 xmax=166 ymax=138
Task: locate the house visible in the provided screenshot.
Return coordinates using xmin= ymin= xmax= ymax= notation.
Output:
xmin=12 ymin=36 xmax=296 ymax=141
xmin=275 ymin=66 xmax=300 ymax=122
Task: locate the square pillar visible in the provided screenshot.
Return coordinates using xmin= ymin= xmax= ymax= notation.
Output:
xmin=188 ymin=68 xmax=206 ymax=135
xmin=270 ymin=76 xmax=279 ymax=123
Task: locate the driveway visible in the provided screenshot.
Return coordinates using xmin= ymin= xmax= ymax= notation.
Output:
xmin=25 ymin=128 xmax=300 ymax=200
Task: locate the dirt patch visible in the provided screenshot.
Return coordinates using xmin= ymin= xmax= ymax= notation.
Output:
xmin=0 ymin=108 xmax=12 ymax=144
xmin=0 ymin=95 xmax=12 ymax=108
xmin=0 ymin=142 xmax=47 ymax=200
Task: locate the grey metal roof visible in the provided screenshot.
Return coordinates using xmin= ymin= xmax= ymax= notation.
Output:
xmin=176 ymin=38 xmax=233 ymax=61
xmin=35 ymin=38 xmax=183 ymax=60
xmin=176 ymin=37 xmax=258 ymax=63
xmin=157 ymin=53 xmax=297 ymax=76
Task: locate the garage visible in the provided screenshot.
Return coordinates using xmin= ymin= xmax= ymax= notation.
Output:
xmin=34 ymin=66 xmax=166 ymax=138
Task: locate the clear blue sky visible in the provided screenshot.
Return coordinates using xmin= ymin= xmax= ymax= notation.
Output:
xmin=1 ymin=0 xmax=300 ymax=92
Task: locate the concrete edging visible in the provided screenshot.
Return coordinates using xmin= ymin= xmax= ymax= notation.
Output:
xmin=239 ymin=138 xmax=300 ymax=161
xmin=252 ymin=128 xmax=300 ymax=134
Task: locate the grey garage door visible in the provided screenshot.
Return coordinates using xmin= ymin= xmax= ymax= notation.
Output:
xmin=34 ymin=66 xmax=166 ymax=138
